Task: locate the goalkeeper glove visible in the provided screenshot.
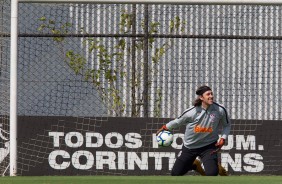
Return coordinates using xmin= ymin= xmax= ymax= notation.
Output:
xmin=156 ymin=125 xmax=169 ymax=135
xmin=211 ymin=138 xmax=225 ymax=154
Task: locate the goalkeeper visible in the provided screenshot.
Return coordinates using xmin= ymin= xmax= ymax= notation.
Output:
xmin=157 ymin=85 xmax=231 ymax=176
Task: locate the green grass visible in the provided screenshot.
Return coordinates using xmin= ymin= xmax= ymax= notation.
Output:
xmin=1 ymin=176 xmax=282 ymax=184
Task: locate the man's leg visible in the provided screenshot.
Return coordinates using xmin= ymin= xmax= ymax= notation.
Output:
xmin=200 ymin=144 xmax=219 ymax=176
xmin=171 ymin=146 xmax=197 ymax=176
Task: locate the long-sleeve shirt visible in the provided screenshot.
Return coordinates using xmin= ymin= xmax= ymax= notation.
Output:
xmin=166 ymin=102 xmax=231 ymax=149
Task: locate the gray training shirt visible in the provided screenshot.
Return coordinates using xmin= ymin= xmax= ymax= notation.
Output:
xmin=166 ymin=102 xmax=231 ymax=149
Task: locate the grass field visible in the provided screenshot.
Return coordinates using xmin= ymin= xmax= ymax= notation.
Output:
xmin=1 ymin=176 xmax=282 ymax=184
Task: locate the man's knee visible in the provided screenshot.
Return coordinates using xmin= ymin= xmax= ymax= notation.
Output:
xmin=171 ymin=170 xmax=181 ymax=176
xmin=171 ymin=168 xmax=185 ymax=176
xmin=205 ymin=167 xmax=219 ymax=176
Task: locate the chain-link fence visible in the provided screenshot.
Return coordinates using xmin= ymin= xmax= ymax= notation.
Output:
xmin=9 ymin=3 xmax=281 ymax=120
xmin=1 ymin=1 xmax=282 ymax=176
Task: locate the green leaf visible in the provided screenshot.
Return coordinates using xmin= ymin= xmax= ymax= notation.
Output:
xmin=66 ymin=22 xmax=72 ymax=27
xmin=38 ymin=16 xmax=46 ymax=21
xmin=37 ymin=24 xmax=46 ymax=31
xmin=53 ymin=37 xmax=64 ymax=42
xmin=169 ymin=20 xmax=174 ymax=33
xmin=49 ymin=19 xmax=55 ymax=24
xmin=66 ymin=50 xmax=73 ymax=58
xmin=117 ymin=39 xmax=126 ymax=50
xmin=51 ymin=29 xmax=60 ymax=34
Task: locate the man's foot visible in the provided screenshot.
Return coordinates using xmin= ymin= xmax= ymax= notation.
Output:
xmin=193 ymin=159 xmax=206 ymax=176
xmin=218 ymin=164 xmax=228 ymax=176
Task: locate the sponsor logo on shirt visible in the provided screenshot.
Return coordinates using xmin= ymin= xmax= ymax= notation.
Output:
xmin=194 ymin=125 xmax=213 ymax=133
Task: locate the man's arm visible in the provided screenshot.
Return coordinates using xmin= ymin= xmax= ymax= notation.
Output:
xmin=211 ymin=106 xmax=231 ymax=154
xmin=220 ymin=107 xmax=231 ymax=140
xmin=156 ymin=107 xmax=194 ymax=134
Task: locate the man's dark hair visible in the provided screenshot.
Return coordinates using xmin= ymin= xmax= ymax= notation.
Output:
xmin=193 ymin=85 xmax=212 ymax=106
xmin=195 ymin=85 xmax=211 ymax=96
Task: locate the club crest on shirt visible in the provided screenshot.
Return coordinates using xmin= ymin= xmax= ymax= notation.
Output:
xmin=210 ymin=114 xmax=216 ymax=122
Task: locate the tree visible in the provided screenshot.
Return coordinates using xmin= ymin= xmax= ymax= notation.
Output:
xmin=38 ymin=9 xmax=186 ymax=117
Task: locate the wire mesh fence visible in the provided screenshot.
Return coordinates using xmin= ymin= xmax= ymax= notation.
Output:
xmin=9 ymin=3 xmax=282 ymax=119
xmin=1 ymin=1 xmax=282 ymax=176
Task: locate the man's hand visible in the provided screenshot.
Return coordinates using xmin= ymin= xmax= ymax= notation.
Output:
xmin=156 ymin=125 xmax=168 ymax=135
xmin=215 ymin=138 xmax=225 ymax=149
xmin=211 ymin=138 xmax=225 ymax=155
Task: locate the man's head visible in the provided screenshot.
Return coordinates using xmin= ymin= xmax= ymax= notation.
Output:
xmin=195 ymin=85 xmax=214 ymax=107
